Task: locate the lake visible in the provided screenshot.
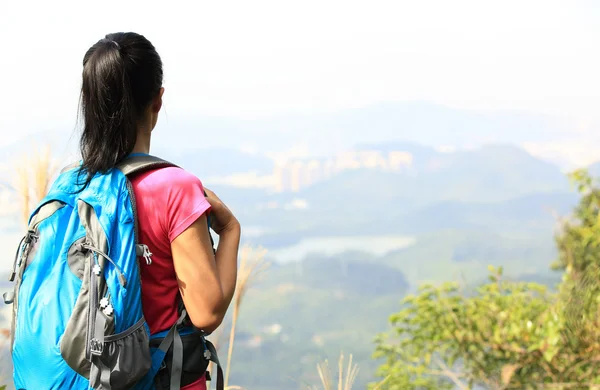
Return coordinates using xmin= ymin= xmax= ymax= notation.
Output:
xmin=266 ymin=234 xmax=416 ymax=262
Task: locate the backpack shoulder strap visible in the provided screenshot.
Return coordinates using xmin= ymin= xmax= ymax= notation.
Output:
xmin=58 ymin=155 xmax=178 ymax=177
xmin=116 ymin=154 xmax=178 ymax=177
xmin=59 ymin=161 xmax=81 ymax=175
xmin=118 ymin=152 xmax=216 ymax=261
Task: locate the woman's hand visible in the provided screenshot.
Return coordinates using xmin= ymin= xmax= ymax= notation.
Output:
xmin=204 ymin=188 xmax=240 ymax=235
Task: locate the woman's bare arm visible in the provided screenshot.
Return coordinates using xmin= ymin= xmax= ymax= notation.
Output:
xmin=171 ymin=213 xmax=240 ymax=333
xmin=213 ymin=221 xmax=240 ymax=314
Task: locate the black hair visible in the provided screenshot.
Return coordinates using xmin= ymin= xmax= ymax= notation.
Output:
xmin=78 ymin=32 xmax=163 ymax=187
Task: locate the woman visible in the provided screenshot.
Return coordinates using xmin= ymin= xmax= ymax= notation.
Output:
xmin=80 ymin=32 xmax=240 ymax=389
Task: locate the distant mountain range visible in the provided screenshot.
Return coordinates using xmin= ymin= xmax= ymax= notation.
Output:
xmin=152 ymin=141 xmax=572 ymax=197
xmin=149 ymin=101 xmax=575 ymax=156
xmin=0 ymin=100 xmax=589 ymax=167
xmin=0 ymin=136 xmax=584 ymax=245
xmin=190 ymin=142 xmax=576 ymax=238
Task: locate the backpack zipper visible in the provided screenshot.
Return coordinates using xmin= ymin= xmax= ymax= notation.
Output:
xmin=126 ymin=179 xmax=147 ymax=291
xmin=82 ymin=244 xmax=127 ymax=288
xmin=9 ymin=231 xmax=38 ymax=282
xmin=86 ymin=251 xmax=100 ymax=361
xmin=8 ymin=230 xmax=39 ymax=351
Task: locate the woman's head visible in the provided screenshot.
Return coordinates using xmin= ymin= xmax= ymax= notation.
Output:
xmin=79 ymin=32 xmax=163 ymax=182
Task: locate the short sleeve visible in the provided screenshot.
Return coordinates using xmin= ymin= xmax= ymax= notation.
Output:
xmin=160 ymin=168 xmax=211 ymax=242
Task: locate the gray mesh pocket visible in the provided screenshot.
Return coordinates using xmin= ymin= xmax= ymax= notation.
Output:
xmin=90 ymin=317 xmax=151 ymax=389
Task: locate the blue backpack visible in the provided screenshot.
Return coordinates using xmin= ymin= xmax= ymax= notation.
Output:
xmin=4 ymin=154 xmax=224 ymax=390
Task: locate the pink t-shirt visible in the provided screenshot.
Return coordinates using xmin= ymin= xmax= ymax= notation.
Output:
xmin=130 ymin=166 xmax=211 ymax=390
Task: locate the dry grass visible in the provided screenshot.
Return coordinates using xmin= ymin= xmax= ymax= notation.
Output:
xmin=12 ymin=144 xmax=58 ymax=227
xmin=1 ymin=144 xmax=57 ymax=328
xmin=306 ymin=353 xmax=392 ymax=390
xmin=306 ymin=353 xmax=360 ymax=390
xmin=222 ymin=245 xmax=269 ymax=389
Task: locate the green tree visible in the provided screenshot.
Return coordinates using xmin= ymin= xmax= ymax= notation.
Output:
xmin=372 ymin=170 xmax=600 ymax=389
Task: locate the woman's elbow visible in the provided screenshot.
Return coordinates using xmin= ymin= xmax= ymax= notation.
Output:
xmin=188 ymin=309 xmax=224 ymax=334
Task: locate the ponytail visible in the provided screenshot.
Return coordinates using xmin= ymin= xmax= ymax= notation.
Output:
xmin=78 ymin=32 xmax=163 ymax=188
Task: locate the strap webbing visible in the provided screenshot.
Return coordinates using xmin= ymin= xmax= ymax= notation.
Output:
xmin=170 ymin=327 xmax=184 ymax=389
xmin=99 ymin=360 xmax=111 ymax=390
xmin=205 ymin=339 xmax=224 ymax=390
xmin=154 ymin=310 xmax=188 ymax=390
xmin=152 ymin=322 xmax=223 ymax=390
xmin=116 ymin=155 xmax=178 ymax=177
xmin=93 ymin=310 xmax=111 ymax=389
xmin=58 ymin=154 xmax=178 ymax=178
xmin=59 ymin=161 xmax=80 ymax=174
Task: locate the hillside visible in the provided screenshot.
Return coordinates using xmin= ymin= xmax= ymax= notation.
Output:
xmin=392 ymin=192 xmax=576 ymax=234
xmin=221 ymin=143 xmax=574 ymax=248
xmin=223 ymin=229 xmax=561 ymax=389
xmin=223 ymin=255 xmax=409 ymax=389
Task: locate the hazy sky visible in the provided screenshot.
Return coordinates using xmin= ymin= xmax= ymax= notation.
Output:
xmin=1 ymin=0 xmax=599 ymax=156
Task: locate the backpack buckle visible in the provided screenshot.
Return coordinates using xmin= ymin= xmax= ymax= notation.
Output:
xmin=23 ymin=230 xmax=38 ymax=246
xmin=90 ymin=338 xmax=104 ymax=356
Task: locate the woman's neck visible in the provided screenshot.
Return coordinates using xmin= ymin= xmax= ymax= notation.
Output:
xmin=131 ymin=131 xmax=151 ymax=154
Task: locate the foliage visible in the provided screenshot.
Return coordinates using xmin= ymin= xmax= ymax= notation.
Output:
xmin=552 ymin=169 xmax=600 ymax=276
xmin=372 ymin=170 xmax=600 ymax=389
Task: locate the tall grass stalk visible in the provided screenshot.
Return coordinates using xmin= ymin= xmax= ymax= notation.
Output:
xmin=320 ymin=353 xmax=359 ymax=390
xmin=306 ymin=353 xmax=363 ymax=390
xmin=13 ymin=159 xmax=30 ymax=228
xmin=12 ymin=144 xmax=58 ymax=227
xmin=223 ymin=245 xmax=269 ymax=389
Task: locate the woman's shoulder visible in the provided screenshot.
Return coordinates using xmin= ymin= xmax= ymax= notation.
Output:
xmin=146 ymin=166 xmax=200 ymax=182
xmin=132 ymin=166 xmax=204 ymax=193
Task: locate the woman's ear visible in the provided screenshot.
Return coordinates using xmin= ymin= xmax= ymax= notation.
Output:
xmin=151 ymin=87 xmax=164 ymax=114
